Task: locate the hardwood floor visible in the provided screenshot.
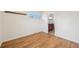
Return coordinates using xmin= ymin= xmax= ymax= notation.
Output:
xmin=1 ymin=32 xmax=79 ymax=48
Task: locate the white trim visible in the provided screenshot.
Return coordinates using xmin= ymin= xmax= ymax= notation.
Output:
xmin=55 ymin=34 xmax=79 ymax=44
xmin=0 ymin=31 xmax=42 ymax=47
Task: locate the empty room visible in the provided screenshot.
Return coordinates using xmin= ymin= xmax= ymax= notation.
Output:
xmin=0 ymin=11 xmax=79 ymax=48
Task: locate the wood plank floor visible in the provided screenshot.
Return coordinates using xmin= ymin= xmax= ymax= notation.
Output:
xmin=1 ymin=32 xmax=79 ymax=48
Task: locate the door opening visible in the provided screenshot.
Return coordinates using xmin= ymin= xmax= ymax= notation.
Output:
xmin=48 ymin=13 xmax=55 ymax=34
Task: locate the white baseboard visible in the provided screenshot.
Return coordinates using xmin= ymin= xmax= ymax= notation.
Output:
xmin=0 ymin=31 xmax=42 ymax=47
xmin=0 ymin=34 xmax=31 ymax=47
xmin=55 ymin=34 xmax=79 ymax=44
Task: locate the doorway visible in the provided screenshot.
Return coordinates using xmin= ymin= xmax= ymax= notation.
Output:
xmin=48 ymin=13 xmax=55 ymax=34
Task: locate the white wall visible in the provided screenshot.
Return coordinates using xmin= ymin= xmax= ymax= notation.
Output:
xmin=0 ymin=12 xmax=2 ymax=40
xmin=0 ymin=12 xmax=3 ymax=40
xmin=48 ymin=12 xmax=54 ymax=24
xmin=41 ymin=11 xmax=48 ymax=33
xmin=53 ymin=11 xmax=79 ymax=43
xmin=2 ymin=11 xmax=43 ymax=41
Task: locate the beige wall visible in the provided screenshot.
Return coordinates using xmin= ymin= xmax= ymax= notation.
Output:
xmin=2 ymin=11 xmax=43 ymax=41
xmin=0 ymin=12 xmax=3 ymax=40
xmin=0 ymin=11 xmax=48 ymax=43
